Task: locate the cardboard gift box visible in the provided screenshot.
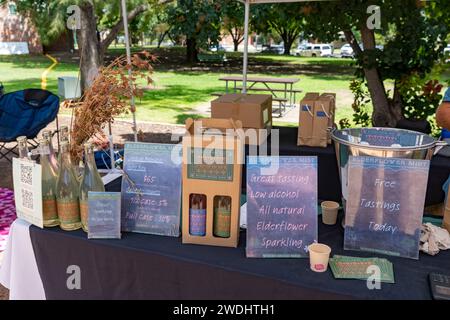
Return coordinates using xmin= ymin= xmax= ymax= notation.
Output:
xmin=182 ymin=118 xmax=243 ymax=248
xmin=297 ymin=92 xmax=336 ymax=148
xmin=297 ymin=92 xmax=319 ymax=146
xmin=319 ymin=93 xmax=336 ymax=144
xmin=211 ymin=94 xmax=272 ymax=145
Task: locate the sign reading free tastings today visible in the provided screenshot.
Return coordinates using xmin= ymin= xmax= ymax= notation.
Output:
xmin=246 ymin=156 xmax=318 ymax=258
xmin=121 ymin=143 xmax=182 ymax=237
xmin=344 ymin=156 xmax=430 ymax=259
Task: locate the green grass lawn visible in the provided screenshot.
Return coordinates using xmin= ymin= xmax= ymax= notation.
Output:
xmin=3 ymin=49 xmax=446 ymax=127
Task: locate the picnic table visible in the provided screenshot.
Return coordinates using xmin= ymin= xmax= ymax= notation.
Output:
xmin=218 ymin=76 xmax=301 ymax=116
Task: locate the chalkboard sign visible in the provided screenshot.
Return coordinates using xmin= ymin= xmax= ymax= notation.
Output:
xmin=246 ymin=156 xmax=318 ymax=258
xmin=121 ymin=143 xmax=182 ymax=237
xmin=344 ymin=156 xmax=430 ymax=259
xmin=88 ymin=192 xmax=121 ymax=239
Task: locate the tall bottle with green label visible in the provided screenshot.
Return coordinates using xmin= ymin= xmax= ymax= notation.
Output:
xmin=39 ymin=138 xmax=59 ymax=227
xmin=41 ymin=130 xmax=58 ymax=172
xmin=56 ymin=125 xmax=69 ymax=165
xmin=79 ymin=142 xmax=105 ymax=232
xmin=55 ymin=141 xmax=81 ymax=231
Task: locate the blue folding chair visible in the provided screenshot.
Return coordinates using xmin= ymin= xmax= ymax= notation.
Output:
xmin=0 ymin=88 xmax=60 ymax=162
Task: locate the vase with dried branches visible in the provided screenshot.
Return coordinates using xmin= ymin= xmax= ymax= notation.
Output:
xmin=66 ymin=51 xmax=156 ymax=162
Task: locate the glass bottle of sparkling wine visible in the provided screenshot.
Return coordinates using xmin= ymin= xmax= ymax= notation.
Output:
xmin=17 ymin=136 xmax=31 ymax=159
xmin=39 ymin=138 xmax=59 ymax=227
xmin=79 ymin=142 xmax=105 ymax=232
xmin=55 ymin=141 xmax=81 ymax=231
xmin=42 ymin=130 xmax=58 ymax=172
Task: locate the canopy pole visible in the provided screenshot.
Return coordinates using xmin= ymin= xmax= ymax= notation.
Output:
xmin=242 ymin=0 xmax=250 ymax=94
xmin=121 ymin=0 xmax=138 ymax=142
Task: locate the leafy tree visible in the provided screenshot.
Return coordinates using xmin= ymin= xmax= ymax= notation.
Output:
xmin=305 ymin=0 xmax=450 ymax=127
xmin=15 ymin=0 xmax=161 ymax=90
xmin=219 ymin=0 xmax=245 ymax=52
xmin=167 ymin=0 xmax=222 ymax=63
xmin=252 ymin=3 xmax=308 ymax=55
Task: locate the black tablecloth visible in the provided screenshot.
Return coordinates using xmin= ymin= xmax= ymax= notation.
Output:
xmin=26 ymin=130 xmax=449 ymax=299
xmin=29 ymin=216 xmax=450 ymax=300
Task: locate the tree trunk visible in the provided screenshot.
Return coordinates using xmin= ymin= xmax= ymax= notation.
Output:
xmin=186 ymin=38 xmax=198 ymax=63
xmin=234 ymin=40 xmax=239 ymax=52
xmin=77 ymin=1 xmax=148 ymax=92
xmin=229 ymin=28 xmax=242 ymax=52
xmin=78 ymin=1 xmax=101 ymax=92
xmin=283 ymin=38 xmax=293 ymax=56
xmin=157 ymin=31 xmax=168 ymax=48
xmin=345 ymin=27 xmax=398 ymax=127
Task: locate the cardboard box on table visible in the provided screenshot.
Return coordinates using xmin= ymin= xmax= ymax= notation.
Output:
xmin=211 ymin=93 xmax=272 ymax=145
xmin=182 ymin=118 xmax=243 ymax=247
xmin=319 ymin=93 xmax=336 ymax=144
xmin=297 ymin=92 xmax=336 ymax=147
xmin=297 ymin=92 xmax=319 ymax=146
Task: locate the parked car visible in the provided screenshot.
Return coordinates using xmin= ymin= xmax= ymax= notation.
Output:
xmin=209 ymin=44 xmax=227 ymax=52
xmin=340 ymin=44 xmax=354 ymax=58
xmin=444 ymin=45 xmax=450 ymax=58
xmin=299 ymin=44 xmax=333 ymax=57
xmin=340 ymin=43 xmax=383 ymax=58
xmin=262 ymin=44 xmax=285 ymax=55
xmin=294 ymin=44 xmax=307 ymax=56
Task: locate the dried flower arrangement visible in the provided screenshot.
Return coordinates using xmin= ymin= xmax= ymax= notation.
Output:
xmin=66 ymin=51 xmax=156 ymax=161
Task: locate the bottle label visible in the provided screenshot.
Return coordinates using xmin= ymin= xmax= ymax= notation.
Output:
xmin=43 ymin=197 xmax=58 ymax=221
xmin=189 ymin=209 xmax=206 ymax=236
xmin=214 ymin=209 xmax=231 ymax=238
xmin=57 ymin=200 xmax=81 ymax=224
xmin=39 ymin=146 xmax=50 ymax=155
xmin=80 ymin=200 xmax=88 ymax=228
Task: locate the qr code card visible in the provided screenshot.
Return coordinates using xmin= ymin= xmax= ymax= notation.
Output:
xmin=12 ymin=158 xmax=43 ymax=228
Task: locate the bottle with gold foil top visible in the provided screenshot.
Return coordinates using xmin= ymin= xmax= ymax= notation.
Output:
xmin=55 ymin=141 xmax=81 ymax=231
xmin=39 ymin=138 xmax=59 ymax=227
xmin=213 ymin=196 xmax=231 ymax=238
xmin=41 ymin=130 xmax=58 ymax=172
xmin=17 ymin=136 xmax=31 ymax=160
xmin=79 ymin=142 xmax=105 ymax=232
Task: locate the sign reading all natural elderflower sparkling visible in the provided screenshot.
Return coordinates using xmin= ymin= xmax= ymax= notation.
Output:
xmin=246 ymin=156 xmax=318 ymax=258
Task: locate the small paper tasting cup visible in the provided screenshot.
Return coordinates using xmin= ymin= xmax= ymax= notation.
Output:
xmin=308 ymin=243 xmax=331 ymax=273
xmin=321 ymin=201 xmax=340 ymax=225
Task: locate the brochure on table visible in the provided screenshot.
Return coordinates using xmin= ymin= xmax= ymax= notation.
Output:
xmin=88 ymin=191 xmax=121 ymax=239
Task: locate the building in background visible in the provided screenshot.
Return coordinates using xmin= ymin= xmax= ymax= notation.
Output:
xmin=0 ymin=1 xmax=43 ymax=54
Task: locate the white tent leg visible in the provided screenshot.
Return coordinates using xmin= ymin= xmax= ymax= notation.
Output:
xmin=242 ymin=0 xmax=250 ymax=94
xmin=121 ymin=0 xmax=138 ymax=142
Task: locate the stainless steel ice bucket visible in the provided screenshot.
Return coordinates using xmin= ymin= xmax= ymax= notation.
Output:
xmin=331 ymin=127 xmax=445 ymax=205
